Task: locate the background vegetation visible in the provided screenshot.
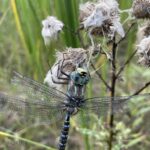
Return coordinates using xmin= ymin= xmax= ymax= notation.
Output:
xmin=0 ymin=0 xmax=150 ymax=150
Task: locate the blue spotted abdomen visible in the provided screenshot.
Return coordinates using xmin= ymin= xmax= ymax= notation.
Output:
xmin=58 ymin=113 xmax=70 ymax=150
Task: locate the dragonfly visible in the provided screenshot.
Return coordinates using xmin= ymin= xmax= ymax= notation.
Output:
xmin=0 ymin=67 xmax=150 ymax=150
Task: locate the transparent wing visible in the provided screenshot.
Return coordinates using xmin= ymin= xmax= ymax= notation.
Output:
xmin=0 ymin=92 xmax=66 ymax=124
xmin=0 ymin=71 xmax=69 ymax=124
xmin=11 ymin=71 xmax=68 ymax=103
xmin=82 ymin=93 xmax=150 ymax=117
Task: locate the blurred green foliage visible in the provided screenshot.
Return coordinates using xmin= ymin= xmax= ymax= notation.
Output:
xmin=0 ymin=0 xmax=150 ymax=150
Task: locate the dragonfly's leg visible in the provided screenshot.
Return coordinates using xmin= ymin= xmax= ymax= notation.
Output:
xmin=57 ymin=60 xmax=69 ymax=80
xmin=50 ymin=67 xmax=68 ymax=84
xmin=51 ymin=76 xmax=68 ymax=84
xmin=59 ymin=53 xmax=70 ymax=78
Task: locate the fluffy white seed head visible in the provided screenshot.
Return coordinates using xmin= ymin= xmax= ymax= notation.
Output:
xmin=136 ymin=21 xmax=150 ymax=43
xmin=41 ymin=16 xmax=64 ymax=45
xmin=79 ymin=2 xmax=96 ymax=23
xmin=55 ymin=48 xmax=88 ymax=73
xmin=44 ymin=64 xmax=64 ymax=90
xmin=83 ymin=3 xmax=109 ymax=28
xmin=80 ymin=0 xmax=124 ymax=41
xmin=111 ymin=19 xmax=125 ymax=38
xmin=44 ymin=48 xmax=88 ymax=90
xmin=137 ymin=36 xmax=150 ymax=67
xmin=98 ymin=0 xmax=119 ymax=9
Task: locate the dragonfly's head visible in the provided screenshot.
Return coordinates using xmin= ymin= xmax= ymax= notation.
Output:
xmin=71 ymin=67 xmax=90 ymax=85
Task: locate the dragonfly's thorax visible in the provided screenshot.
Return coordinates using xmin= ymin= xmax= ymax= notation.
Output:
xmin=67 ymin=68 xmax=90 ymax=99
xmin=65 ymin=97 xmax=85 ymax=115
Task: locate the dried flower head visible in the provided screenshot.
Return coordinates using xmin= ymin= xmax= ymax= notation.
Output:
xmin=44 ymin=64 xmax=64 ymax=90
xmin=79 ymin=0 xmax=124 ymax=42
xmin=79 ymin=2 xmax=96 ymax=23
xmin=137 ymin=36 xmax=150 ymax=67
xmin=132 ymin=0 xmax=150 ymax=19
xmin=143 ymin=22 xmax=150 ymax=37
xmin=55 ymin=48 xmax=88 ymax=69
xmin=136 ymin=21 xmax=150 ymax=42
xmin=44 ymin=48 xmax=88 ymax=90
xmin=41 ymin=16 xmax=64 ymax=45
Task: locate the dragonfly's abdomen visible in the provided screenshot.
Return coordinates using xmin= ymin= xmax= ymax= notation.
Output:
xmin=58 ymin=113 xmax=70 ymax=150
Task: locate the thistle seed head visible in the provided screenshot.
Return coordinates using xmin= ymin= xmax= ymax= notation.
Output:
xmin=44 ymin=64 xmax=64 ymax=90
xmin=41 ymin=16 xmax=64 ymax=45
xmin=142 ymin=22 xmax=150 ymax=37
xmin=137 ymin=21 xmax=150 ymax=42
xmin=132 ymin=0 xmax=150 ymax=19
xmin=137 ymin=36 xmax=150 ymax=67
xmin=79 ymin=0 xmax=124 ymax=40
xmin=44 ymin=48 xmax=88 ymax=90
xmin=79 ymin=2 xmax=96 ymax=23
xmin=55 ymin=48 xmax=88 ymax=69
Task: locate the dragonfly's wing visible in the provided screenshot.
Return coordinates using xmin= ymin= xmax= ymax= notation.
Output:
xmin=82 ymin=93 xmax=150 ymax=117
xmin=0 ymin=92 xmax=66 ymax=124
xmin=11 ymin=71 xmax=68 ymax=103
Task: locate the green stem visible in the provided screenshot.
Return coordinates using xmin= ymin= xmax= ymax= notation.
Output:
xmin=0 ymin=131 xmax=56 ymax=150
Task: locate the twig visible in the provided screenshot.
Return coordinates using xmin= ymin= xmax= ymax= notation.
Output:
xmin=116 ymin=49 xmax=137 ymax=78
xmin=90 ymin=62 xmax=111 ymax=90
xmin=133 ymin=81 xmax=150 ymax=95
xmin=108 ymin=37 xmax=117 ymax=150
xmin=117 ymin=22 xmax=136 ymax=45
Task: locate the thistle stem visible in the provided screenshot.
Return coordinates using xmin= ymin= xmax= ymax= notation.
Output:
xmin=116 ymin=49 xmax=137 ymax=78
xmin=108 ymin=37 xmax=117 ymax=150
xmin=133 ymin=81 xmax=150 ymax=95
xmin=90 ymin=62 xmax=111 ymax=91
xmin=117 ymin=22 xmax=136 ymax=45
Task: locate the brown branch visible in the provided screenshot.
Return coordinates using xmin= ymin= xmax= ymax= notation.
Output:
xmin=133 ymin=81 xmax=150 ymax=95
xmin=108 ymin=37 xmax=117 ymax=150
xmin=116 ymin=49 xmax=137 ymax=78
xmin=90 ymin=62 xmax=111 ymax=91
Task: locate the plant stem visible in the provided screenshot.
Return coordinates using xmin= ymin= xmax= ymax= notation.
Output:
xmin=108 ymin=37 xmax=117 ymax=150
xmin=116 ymin=49 xmax=137 ymax=78
xmin=133 ymin=81 xmax=150 ymax=95
xmin=0 ymin=131 xmax=54 ymax=150
xmin=90 ymin=62 xmax=111 ymax=91
xmin=117 ymin=22 xmax=136 ymax=45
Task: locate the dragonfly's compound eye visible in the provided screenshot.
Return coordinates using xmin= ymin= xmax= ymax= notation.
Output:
xmin=77 ymin=68 xmax=87 ymax=75
xmin=81 ymin=72 xmax=87 ymax=77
